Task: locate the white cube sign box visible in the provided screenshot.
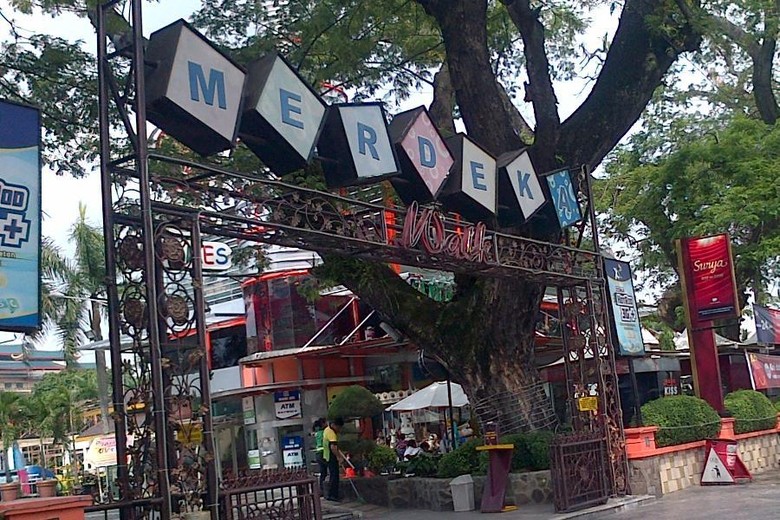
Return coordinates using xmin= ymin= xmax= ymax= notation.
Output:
xmin=439 ymin=134 xmax=497 ymax=220
xmin=145 ymin=20 xmax=246 ymax=156
xmin=318 ymin=102 xmax=399 ymax=188
xmin=240 ymin=53 xmax=327 ymax=175
xmin=497 ymin=149 xmax=546 ymax=221
xmin=388 ymin=106 xmax=453 ymax=204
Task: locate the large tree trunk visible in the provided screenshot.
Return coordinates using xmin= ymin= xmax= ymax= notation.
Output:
xmin=91 ymin=300 xmax=112 ymax=434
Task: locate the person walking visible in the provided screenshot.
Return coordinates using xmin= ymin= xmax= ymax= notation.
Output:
xmin=322 ymin=417 xmax=345 ymax=502
xmin=313 ymin=418 xmax=328 ymax=494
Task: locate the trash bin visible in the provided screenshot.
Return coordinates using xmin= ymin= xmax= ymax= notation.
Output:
xmin=450 ymin=474 xmax=475 ymax=512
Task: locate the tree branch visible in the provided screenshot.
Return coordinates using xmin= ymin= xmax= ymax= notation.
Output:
xmin=502 ymin=0 xmax=559 ymax=155
xmin=558 ymin=0 xmax=702 ymax=171
xmin=428 ymin=61 xmax=456 ymax=135
xmin=416 ymin=0 xmax=523 ymax=155
xmin=752 ymin=36 xmax=779 ymax=125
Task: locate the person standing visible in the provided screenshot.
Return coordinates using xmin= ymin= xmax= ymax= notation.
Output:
xmin=313 ymin=418 xmax=327 ymax=494
xmin=322 ymin=417 xmax=345 ymax=502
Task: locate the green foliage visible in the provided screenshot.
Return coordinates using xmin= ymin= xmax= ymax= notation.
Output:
xmin=601 ymin=115 xmax=780 ymax=314
xmin=641 ymin=395 xmax=721 ymax=447
xmin=640 ymin=315 xmax=676 ymax=351
xmin=724 ymin=390 xmax=778 ymax=434
xmin=367 ymin=445 xmax=397 ymax=474
xmin=338 ymin=438 xmax=377 ymax=461
xmin=498 ymin=431 xmax=554 ymax=472
xmin=405 ymin=453 xmax=440 ymax=477
xmin=436 ymin=439 xmax=482 ymax=478
xmin=327 ymin=385 xmax=384 ymax=420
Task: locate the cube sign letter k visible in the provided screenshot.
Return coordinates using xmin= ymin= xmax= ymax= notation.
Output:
xmin=188 ymin=61 xmax=227 ymax=110
xmin=517 ymin=170 xmax=534 ymax=199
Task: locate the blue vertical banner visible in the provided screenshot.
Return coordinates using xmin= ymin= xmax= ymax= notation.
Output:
xmin=545 ymin=169 xmax=582 ymax=228
xmin=0 ymin=100 xmax=41 ymax=332
xmin=604 ymin=258 xmax=645 ymax=356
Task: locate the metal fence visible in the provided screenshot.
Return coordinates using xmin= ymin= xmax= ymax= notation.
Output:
xmin=549 ymin=431 xmax=610 ymax=513
xmin=219 ymin=469 xmax=322 ymax=520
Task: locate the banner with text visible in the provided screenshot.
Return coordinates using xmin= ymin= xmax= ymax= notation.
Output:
xmin=746 ymin=352 xmax=780 ymax=390
xmin=680 ymin=234 xmax=739 ymax=323
xmin=274 ymin=390 xmax=301 ymax=419
xmin=604 ymin=258 xmax=645 ymax=356
xmin=754 ymin=305 xmax=780 ymax=345
xmin=0 ymin=100 xmax=41 ymax=332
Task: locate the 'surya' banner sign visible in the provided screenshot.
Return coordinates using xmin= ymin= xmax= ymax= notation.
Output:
xmin=144 ymin=20 xmax=582 ymax=230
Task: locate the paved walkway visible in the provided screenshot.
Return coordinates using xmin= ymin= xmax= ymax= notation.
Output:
xmin=324 ymin=470 xmax=780 ymax=519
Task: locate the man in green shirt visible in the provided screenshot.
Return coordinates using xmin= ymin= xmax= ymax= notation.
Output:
xmin=322 ymin=417 xmax=344 ymax=501
xmin=313 ymin=418 xmax=327 ymax=493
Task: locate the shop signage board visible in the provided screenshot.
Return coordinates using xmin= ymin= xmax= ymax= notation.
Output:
xmin=679 ymin=234 xmax=739 ymax=323
xmin=0 ymin=100 xmax=41 ymax=333
xmin=746 ymin=352 xmax=780 ymax=390
xmin=242 ymin=396 xmax=256 ymax=425
xmin=247 ymin=449 xmax=261 ymax=470
xmin=754 ymin=304 xmax=780 ymax=345
xmin=603 ymin=258 xmax=645 ymax=356
xmin=201 ymin=241 xmax=232 ymax=271
xmin=282 ymin=436 xmax=304 ymax=469
xmin=274 ymin=390 xmax=301 ymax=419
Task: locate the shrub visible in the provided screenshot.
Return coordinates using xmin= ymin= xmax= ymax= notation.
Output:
xmin=436 ymin=439 xmax=482 ymax=478
xmin=406 ymin=453 xmax=441 ymax=477
xmin=641 ymin=395 xmax=720 ymax=447
xmin=367 ymin=445 xmax=398 ymax=474
xmin=724 ymin=390 xmax=778 ymax=434
xmin=328 ymin=386 xmax=384 ymax=420
xmin=500 ymin=431 xmax=554 ymax=472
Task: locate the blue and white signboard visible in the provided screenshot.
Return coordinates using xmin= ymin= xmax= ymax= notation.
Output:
xmin=274 ymin=390 xmax=301 ymax=419
xmin=546 ymin=169 xmax=581 ymax=228
xmin=0 ymin=100 xmax=40 ymax=332
xmin=282 ymin=435 xmax=304 ymax=468
xmin=604 ymin=258 xmax=644 ymax=356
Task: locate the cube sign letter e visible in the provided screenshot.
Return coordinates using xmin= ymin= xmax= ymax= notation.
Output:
xmin=145 ymin=20 xmax=245 ymax=156
xmin=240 ymin=54 xmax=327 ymax=175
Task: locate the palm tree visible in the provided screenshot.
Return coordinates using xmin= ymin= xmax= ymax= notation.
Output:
xmin=45 ymin=204 xmax=112 ymax=434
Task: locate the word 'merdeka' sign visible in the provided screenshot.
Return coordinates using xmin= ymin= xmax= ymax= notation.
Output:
xmin=144 ymin=19 xmax=581 ymax=228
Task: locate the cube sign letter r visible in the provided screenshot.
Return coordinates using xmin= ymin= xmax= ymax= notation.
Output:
xmin=188 ymin=61 xmax=227 ymax=110
xmin=358 ymin=122 xmax=380 ymax=160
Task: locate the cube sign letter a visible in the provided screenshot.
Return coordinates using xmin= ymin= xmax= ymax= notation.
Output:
xmin=240 ymin=54 xmax=327 ymax=175
xmin=389 ymin=107 xmax=453 ymax=204
xmin=318 ymin=103 xmax=400 ymax=188
xmin=546 ymin=169 xmax=582 ymax=228
xmin=145 ymin=20 xmax=245 ymax=156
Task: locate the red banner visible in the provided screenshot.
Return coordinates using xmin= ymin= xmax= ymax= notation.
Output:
xmin=680 ymin=234 xmax=739 ymax=323
xmin=746 ymin=352 xmax=780 ymax=390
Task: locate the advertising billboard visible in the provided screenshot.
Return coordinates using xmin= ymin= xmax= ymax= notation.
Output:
xmin=0 ymin=100 xmax=41 ymax=332
xmin=603 ymin=258 xmax=645 ymax=356
xmin=754 ymin=304 xmax=780 ymax=345
xmin=746 ymin=352 xmax=780 ymax=390
xmin=679 ymin=234 xmax=739 ymax=323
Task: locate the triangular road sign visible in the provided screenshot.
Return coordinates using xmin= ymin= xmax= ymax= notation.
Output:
xmin=701 ymin=447 xmax=734 ymax=484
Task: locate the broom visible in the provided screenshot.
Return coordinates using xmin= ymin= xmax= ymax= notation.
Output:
xmin=343 ymin=457 xmax=366 ymax=504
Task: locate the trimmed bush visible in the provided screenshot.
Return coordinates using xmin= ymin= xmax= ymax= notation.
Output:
xmin=500 ymin=431 xmax=554 ymax=472
xmin=436 ymin=439 xmax=482 ymax=478
xmin=641 ymin=395 xmax=720 ymax=447
xmin=724 ymin=390 xmax=778 ymax=434
xmin=367 ymin=445 xmax=398 ymax=474
xmin=328 ymin=385 xmax=384 ymax=420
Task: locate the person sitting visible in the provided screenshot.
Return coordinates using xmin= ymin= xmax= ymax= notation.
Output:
xmin=419 ymin=441 xmax=431 ymax=453
xmin=403 ymin=440 xmax=421 ymax=460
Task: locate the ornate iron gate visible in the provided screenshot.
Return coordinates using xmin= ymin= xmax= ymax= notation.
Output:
xmin=95 ymin=2 xmax=628 ymax=517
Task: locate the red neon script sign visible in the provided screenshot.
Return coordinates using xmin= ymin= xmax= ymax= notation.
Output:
xmin=400 ymin=201 xmax=495 ymax=263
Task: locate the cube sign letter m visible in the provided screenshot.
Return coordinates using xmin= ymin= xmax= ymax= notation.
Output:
xmin=188 ymin=61 xmax=227 ymax=110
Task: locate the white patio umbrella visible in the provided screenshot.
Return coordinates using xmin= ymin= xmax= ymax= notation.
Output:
xmin=386 ymin=381 xmax=469 ymax=411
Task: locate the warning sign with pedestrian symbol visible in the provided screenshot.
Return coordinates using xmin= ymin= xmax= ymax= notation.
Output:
xmin=701 ymin=439 xmax=752 ymax=485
